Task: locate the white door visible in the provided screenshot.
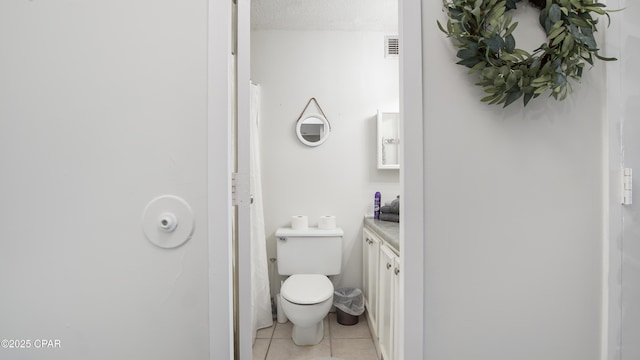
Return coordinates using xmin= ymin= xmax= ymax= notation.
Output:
xmin=607 ymin=1 xmax=640 ymax=359
xmin=621 ymin=110 xmax=640 ymax=360
xmin=620 ymin=2 xmax=640 ymax=358
xmin=235 ymin=0 xmax=254 ymax=359
xmin=0 ymin=0 xmax=233 ymax=359
xmin=210 ymin=0 xmax=236 ymax=358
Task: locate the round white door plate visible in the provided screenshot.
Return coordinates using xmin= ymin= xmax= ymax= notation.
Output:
xmin=142 ymin=195 xmax=195 ymax=249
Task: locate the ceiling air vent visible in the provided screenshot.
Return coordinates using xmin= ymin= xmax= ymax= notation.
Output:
xmin=385 ymin=36 xmax=399 ymax=58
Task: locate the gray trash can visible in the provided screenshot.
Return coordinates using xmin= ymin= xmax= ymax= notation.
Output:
xmin=333 ymin=288 xmax=364 ymax=326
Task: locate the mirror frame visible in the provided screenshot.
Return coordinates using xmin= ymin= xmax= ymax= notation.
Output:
xmin=295 ymin=113 xmax=331 ymax=147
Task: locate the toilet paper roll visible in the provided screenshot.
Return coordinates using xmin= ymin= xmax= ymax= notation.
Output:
xmin=291 ymin=215 xmax=308 ymax=230
xmin=318 ymin=215 xmax=337 ymax=230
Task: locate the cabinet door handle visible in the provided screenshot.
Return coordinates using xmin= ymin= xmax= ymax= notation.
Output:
xmin=386 ymin=263 xmax=392 ymax=269
xmin=394 ymin=268 xmax=400 ymax=275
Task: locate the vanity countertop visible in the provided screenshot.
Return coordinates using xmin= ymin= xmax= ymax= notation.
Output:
xmin=363 ymin=217 xmax=399 ymax=253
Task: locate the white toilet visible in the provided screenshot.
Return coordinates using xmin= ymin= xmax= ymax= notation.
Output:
xmin=275 ymin=226 xmax=343 ymax=346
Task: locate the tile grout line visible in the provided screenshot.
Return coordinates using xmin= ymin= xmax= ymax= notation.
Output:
xmin=328 ymin=314 xmax=333 ymax=356
xmin=263 ymin=322 xmax=275 ymax=360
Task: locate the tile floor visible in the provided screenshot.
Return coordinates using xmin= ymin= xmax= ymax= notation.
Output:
xmin=253 ymin=312 xmax=378 ymax=360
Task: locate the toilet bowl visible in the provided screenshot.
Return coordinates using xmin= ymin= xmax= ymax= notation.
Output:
xmin=280 ymin=274 xmax=334 ymax=345
xmin=275 ymin=226 xmax=343 ymax=346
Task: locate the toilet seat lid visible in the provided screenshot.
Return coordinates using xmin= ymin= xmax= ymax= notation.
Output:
xmin=281 ymin=274 xmax=333 ymax=305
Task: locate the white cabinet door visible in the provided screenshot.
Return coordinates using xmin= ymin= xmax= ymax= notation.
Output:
xmin=393 ymin=256 xmax=401 ymax=360
xmin=379 ymin=244 xmax=397 ymax=360
xmin=363 ymin=229 xmax=380 ymax=330
xmin=363 ymin=231 xmax=369 ymax=306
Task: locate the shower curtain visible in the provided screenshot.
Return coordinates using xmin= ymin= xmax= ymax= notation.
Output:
xmin=250 ymin=83 xmax=273 ymax=339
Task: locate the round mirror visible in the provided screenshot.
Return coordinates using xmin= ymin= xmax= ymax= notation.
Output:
xmin=296 ymin=113 xmax=331 ymax=147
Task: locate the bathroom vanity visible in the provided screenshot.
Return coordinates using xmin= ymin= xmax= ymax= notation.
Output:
xmin=363 ymin=218 xmax=400 ymax=360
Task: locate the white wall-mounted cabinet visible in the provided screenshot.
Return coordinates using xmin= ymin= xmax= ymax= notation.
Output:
xmin=377 ymin=110 xmax=400 ymax=169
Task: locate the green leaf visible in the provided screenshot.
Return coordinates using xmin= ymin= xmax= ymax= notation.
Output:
xmin=553 ymin=73 xmax=567 ymax=89
xmin=457 ymin=56 xmax=484 ymax=68
xmin=551 ymin=32 xmax=566 ymax=46
xmin=482 ymin=36 xmax=506 ymax=52
xmin=437 ymin=20 xmax=449 ymax=34
xmin=540 ymin=61 xmax=554 ymax=75
xmin=549 ymin=4 xmax=562 ymax=23
xmin=488 ymin=3 xmax=507 ymax=23
xmin=505 ymin=34 xmax=516 ymax=53
xmin=513 ymin=49 xmax=531 ymax=58
xmin=540 ymin=9 xmax=553 ymax=33
xmin=482 ymin=67 xmax=500 ymax=79
xmin=506 ymin=72 xmax=518 ymax=89
xmin=468 ymin=61 xmax=488 ymax=74
xmin=503 ymin=21 xmax=519 ymax=38
xmin=561 ymin=34 xmax=575 ymax=55
xmin=568 ymin=14 xmax=589 ymax=27
xmin=457 ymin=48 xmax=478 ymax=59
xmin=489 ymin=93 xmax=507 ymax=105
xmin=523 ymin=91 xmax=534 ymax=106
xmin=500 ymin=52 xmax=522 ymax=62
xmin=584 ymin=6 xmax=606 ymax=15
xmin=570 ymin=0 xmax=582 ymax=9
xmin=534 ymin=85 xmax=549 ymax=95
xmin=595 ymin=53 xmax=618 ymax=61
xmin=503 ymin=88 xmax=523 ymax=107
xmin=531 ymin=75 xmax=551 ymax=86
xmin=484 ymin=87 xmax=502 ymax=94
xmin=559 ymin=0 xmax=571 ymax=11
xmin=548 ymin=23 xmax=566 ymax=40
xmin=481 ymin=93 xmax=501 ymax=103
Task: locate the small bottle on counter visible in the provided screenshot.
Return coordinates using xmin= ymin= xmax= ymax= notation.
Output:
xmin=374 ymin=192 xmax=381 ymax=219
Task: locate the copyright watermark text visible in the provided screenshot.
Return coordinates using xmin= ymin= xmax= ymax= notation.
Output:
xmin=1 ymin=339 xmax=62 ymax=349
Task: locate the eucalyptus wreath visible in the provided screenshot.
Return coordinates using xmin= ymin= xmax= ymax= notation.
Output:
xmin=437 ymin=0 xmax=617 ymax=107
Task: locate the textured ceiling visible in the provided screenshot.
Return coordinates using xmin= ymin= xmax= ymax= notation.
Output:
xmin=251 ymin=0 xmax=398 ymax=32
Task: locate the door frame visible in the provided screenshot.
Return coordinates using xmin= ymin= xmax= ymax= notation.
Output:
xmin=605 ymin=0 xmax=623 ymax=359
xmin=399 ymin=0 xmax=425 ymax=358
xmin=232 ymin=0 xmax=426 ymax=358
xmin=208 ymin=0 xmax=235 ymax=358
xmin=236 ymin=0 xmax=253 ymax=358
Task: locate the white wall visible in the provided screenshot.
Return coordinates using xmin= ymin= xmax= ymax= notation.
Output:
xmin=251 ymin=30 xmax=400 ymax=292
xmin=421 ymin=3 xmax=607 ymax=360
xmin=0 ymin=1 xmax=215 ymax=359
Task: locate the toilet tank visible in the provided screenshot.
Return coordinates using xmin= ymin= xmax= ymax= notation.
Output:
xmin=275 ymin=227 xmax=343 ymax=276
